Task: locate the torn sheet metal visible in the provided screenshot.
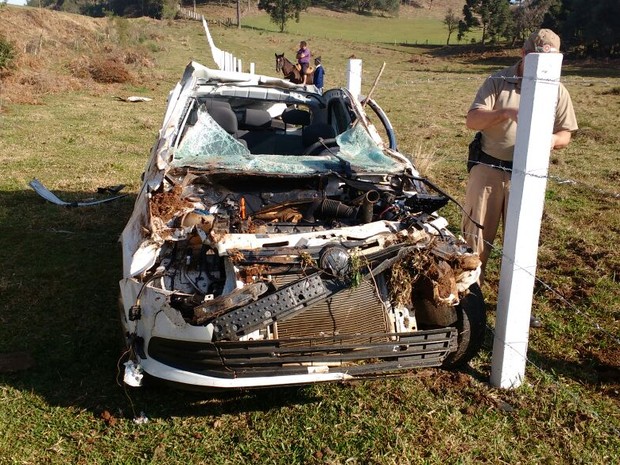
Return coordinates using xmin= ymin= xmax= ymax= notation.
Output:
xmin=29 ymin=178 xmax=127 ymax=207
xmin=123 ymin=360 xmax=144 ymax=387
xmin=114 ymin=96 xmax=153 ymax=103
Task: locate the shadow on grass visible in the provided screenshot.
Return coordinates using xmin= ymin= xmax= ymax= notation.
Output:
xmin=0 ymin=188 xmax=328 ymax=420
xmin=123 ymin=380 xmax=322 ymax=419
xmin=0 ymin=188 xmax=141 ymax=413
xmin=527 ymin=348 xmax=620 ymax=399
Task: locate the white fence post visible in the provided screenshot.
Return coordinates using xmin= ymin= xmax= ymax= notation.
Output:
xmin=490 ymin=52 xmax=564 ymax=389
xmin=347 ymin=59 xmax=362 ymax=101
xmin=203 ymin=17 xmax=242 ymax=72
xmin=249 ymin=63 xmax=255 ymax=74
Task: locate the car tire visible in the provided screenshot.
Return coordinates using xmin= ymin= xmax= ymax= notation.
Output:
xmin=441 ymin=283 xmax=486 ymax=369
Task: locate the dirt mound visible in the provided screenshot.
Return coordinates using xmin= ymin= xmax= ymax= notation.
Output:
xmin=0 ymin=6 xmax=155 ymax=105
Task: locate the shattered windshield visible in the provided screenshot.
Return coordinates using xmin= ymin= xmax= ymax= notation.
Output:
xmin=172 ymin=108 xmax=407 ymax=174
xmin=336 ymin=124 xmax=401 ymax=170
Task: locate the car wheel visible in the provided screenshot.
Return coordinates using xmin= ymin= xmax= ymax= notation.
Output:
xmin=441 ymin=283 xmax=486 ymax=368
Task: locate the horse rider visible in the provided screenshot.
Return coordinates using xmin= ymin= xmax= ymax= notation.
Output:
xmin=296 ymin=41 xmax=311 ymax=85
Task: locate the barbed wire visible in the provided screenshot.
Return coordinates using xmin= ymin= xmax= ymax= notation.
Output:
xmin=461 ymin=229 xmax=620 ymax=431
xmin=460 ymin=229 xmax=620 ymax=346
xmin=385 ymin=75 xmax=620 ymax=87
xmin=466 ymin=159 xmax=620 ymax=199
xmin=409 ymin=155 xmax=620 ymax=200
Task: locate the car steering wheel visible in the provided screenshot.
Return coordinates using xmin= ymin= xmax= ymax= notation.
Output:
xmin=302 ymin=138 xmax=338 ymax=155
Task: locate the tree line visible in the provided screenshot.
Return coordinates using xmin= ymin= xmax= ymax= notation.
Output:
xmin=447 ymin=0 xmax=619 ymax=57
xmin=27 ymin=0 xmax=620 ymax=57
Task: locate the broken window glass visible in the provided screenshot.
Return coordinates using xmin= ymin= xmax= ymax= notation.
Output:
xmin=336 ymin=124 xmax=400 ymax=171
xmin=173 ymin=108 xmax=251 ymax=166
xmin=171 ymin=108 xmax=405 ymax=175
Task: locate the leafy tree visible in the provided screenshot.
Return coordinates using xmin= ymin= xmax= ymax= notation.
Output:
xmin=543 ymin=0 xmax=620 ymax=57
xmin=0 ymin=35 xmax=15 ymax=72
xmin=507 ymin=0 xmax=555 ymax=47
xmin=109 ymin=0 xmax=164 ymax=18
xmin=336 ymin=0 xmax=398 ymax=16
xmin=443 ymin=8 xmax=459 ymax=45
xmin=457 ymin=0 xmax=480 ymax=42
xmin=258 ymin=0 xmax=310 ymax=32
xmin=458 ymin=0 xmax=512 ymax=45
xmin=375 ymin=0 xmax=399 ymax=16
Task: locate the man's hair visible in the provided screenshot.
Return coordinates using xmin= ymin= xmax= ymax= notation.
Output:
xmin=300 ymin=41 xmax=307 ymax=47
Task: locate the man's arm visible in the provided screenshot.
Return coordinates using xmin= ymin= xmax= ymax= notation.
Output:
xmin=468 ymin=109 xmax=572 ymax=149
xmin=466 ymin=108 xmax=519 ymax=130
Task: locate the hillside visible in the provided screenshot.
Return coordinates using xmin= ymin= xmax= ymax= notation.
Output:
xmin=0 ymin=1 xmax=470 ymax=106
xmin=0 ymin=6 xmax=161 ymax=105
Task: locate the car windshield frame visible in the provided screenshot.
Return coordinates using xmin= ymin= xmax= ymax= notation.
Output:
xmin=167 ymin=70 xmax=409 ymax=176
xmin=172 ymin=108 xmax=406 ymax=175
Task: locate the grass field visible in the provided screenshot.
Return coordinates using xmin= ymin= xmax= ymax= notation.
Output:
xmin=1 ymin=4 xmax=619 ymax=464
xmin=242 ymin=11 xmax=464 ymax=45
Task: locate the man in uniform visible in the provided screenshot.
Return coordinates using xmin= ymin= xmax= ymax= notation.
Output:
xmin=461 ymin=29 xmax=578 ymax=327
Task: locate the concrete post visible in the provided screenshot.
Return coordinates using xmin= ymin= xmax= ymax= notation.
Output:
xmin=490 ymin=53 xmax=564 ymax=389
xmin=347 ymin=59 xmax=362 ymax=101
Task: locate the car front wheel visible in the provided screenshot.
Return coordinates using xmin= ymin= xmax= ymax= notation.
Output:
xmin=441 ymin=283 xmax=486 ymax=368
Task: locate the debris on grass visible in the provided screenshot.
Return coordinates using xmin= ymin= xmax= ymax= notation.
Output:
xmin=114 ymin=96 xmax=152 ymax=102
xmin=29 ymin=178 xmax=127 ymax=207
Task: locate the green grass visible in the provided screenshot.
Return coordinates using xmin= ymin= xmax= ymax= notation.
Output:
xmin=1 ymin=7 xmax=619 ymax=464
xmin=242 ymin=12 xmax=475 ymax=46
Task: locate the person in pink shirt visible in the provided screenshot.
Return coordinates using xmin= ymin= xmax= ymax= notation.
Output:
xmin=296 ymin=41 xmax=311 ymax=84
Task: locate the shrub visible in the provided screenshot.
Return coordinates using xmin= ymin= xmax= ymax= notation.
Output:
xmin=88 ymin=58 xmax=132 ymax=83
xmin=0 ymin=35 xmax=16 ymax=71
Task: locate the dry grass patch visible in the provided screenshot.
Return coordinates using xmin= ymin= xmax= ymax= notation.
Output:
xmin=0 ymin=7 xmax=155 ymax=103
xmin=88 ymin=57 xmax=133 ymax=84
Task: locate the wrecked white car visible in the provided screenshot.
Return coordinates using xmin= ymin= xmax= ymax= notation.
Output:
xmin=119 ymin=62 xmax=486 ymax=390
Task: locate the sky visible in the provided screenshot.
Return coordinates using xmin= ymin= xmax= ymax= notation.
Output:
xmin=5 ymin=0 xmax=28 ymax=5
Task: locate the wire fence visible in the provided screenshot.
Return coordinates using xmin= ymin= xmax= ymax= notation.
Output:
xmin=389 ymin=75 xmax=620 ymax=87
xmin=388 ymin=73 xmax=620 ymax=406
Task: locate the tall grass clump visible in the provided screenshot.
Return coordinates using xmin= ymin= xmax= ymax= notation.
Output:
xmin=0 ymin=35 xmax=15 ymax=72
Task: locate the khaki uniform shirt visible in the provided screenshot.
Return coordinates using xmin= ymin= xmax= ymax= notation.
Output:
xmin=469 ymin=62 xmax=578 ymax=161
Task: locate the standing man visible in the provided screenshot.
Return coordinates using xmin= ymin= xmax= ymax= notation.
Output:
xmin=296 ymin=41 xmax=311 ymax=85
xmin=461 ymin=29 xmax=578 ymax=326
xmin=313 ymin=56 xmax=325 ymax=94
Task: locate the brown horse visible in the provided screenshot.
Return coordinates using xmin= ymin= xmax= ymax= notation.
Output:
xmin=275 ymin=53 xmax=314 ymax=85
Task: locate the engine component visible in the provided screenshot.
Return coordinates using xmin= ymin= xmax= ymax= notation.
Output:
xmin=211 ymin=274 xmax=329 ymax=341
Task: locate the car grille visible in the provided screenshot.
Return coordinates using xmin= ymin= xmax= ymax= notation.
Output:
xmin=147 ymin=328 xmax=457 ymax=379
xmin=147 ymin=273 xmax=458 ymax=379
xmin=275 ymin=278 xmax=390 ymax=345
